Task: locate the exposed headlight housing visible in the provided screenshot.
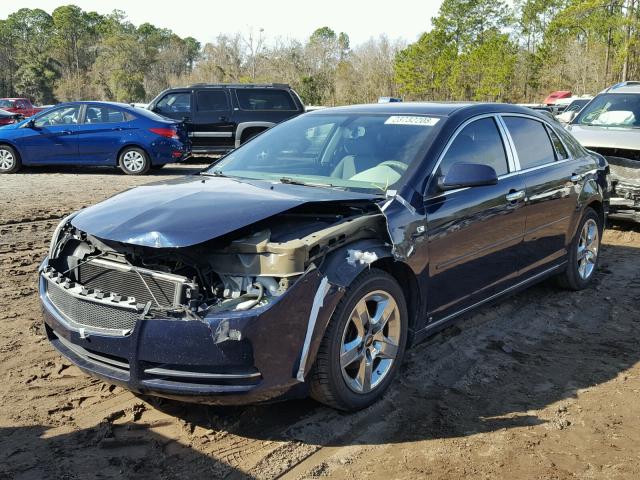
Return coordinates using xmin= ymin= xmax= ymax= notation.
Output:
xmin=49 ymin=211 xmax=79 ymax=259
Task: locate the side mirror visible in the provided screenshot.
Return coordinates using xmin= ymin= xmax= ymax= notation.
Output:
xmin=23 ymin=118 xmax=37 ymax=129
xmin=438 ymin=163 xmax=498 ymax=191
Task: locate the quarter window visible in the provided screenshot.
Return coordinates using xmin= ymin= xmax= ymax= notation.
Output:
xmin=545 ymin=126 xmax=569 ymax=160
xmin=236 ymin=89 xmax=296 ymax=111
xmin=196 ymin=90 xmax=229 ymax=111
xmin=503 ymin=117 xmax=556 ymax=169
xmin=436 ymin=117 xmax=509 ymax=181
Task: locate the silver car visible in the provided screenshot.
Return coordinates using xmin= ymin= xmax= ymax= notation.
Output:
xmin=566 ymin=81 xmax=640 ymax=222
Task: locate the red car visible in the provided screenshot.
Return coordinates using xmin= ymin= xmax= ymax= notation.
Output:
xmin=0 ymin=108 xmax=24 ymax=126
xmin=543 ymin=90 xmax=572 ymax=105
xmin=0 ymin=98 xmax=44 ymax=117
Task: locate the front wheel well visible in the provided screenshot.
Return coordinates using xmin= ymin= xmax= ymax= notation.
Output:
xmin=586 ymin=199 xmax=604 ymax=226
xmin=0 ymin=142 xmax=21 ymax=160
xmin=369 ymin=258 xmax=420 ymax=346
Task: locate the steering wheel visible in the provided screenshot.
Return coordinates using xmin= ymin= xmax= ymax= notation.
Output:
xmin=377 ymin=160 xmax=408 ymax=175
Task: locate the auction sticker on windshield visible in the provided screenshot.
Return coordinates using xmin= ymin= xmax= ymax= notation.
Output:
xmin=384 ymin=115 xmax=440 ymax=126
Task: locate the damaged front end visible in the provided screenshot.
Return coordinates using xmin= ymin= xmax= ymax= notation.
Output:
xmin=588 ymin=149 xmax=640 ymax=222
xmin=40 ymin=200 xmax=391 ymax=403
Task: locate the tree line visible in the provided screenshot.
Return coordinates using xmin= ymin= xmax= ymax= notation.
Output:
xmin=1 ymin=1 xmax=639 ymax=106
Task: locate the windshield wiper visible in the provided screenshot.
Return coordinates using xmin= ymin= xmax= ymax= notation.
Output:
xmin=278 ymin=177 xmax=335 ymax=188
xmin=201 ymin=169 xmax=227 ymax=177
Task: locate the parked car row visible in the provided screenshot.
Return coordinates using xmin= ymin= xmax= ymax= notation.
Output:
xmin=0 ymin=83 xmax=305 ymax=175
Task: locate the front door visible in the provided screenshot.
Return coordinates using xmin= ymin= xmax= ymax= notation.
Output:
xmin=17 ymin=105 xmax=80 ymax=164
xmin=425 ymin=116 xmax=527 ymax=321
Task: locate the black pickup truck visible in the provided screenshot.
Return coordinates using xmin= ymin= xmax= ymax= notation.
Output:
xmin=148 ymin=83 xmax=305 ymax=154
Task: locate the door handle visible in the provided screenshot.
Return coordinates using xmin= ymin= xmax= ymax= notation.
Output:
xmin=62 ymin=130 xmax=73 ymax=135
xmin=218 ymin=116 xmax=227 ymax=121
xmin=505 ymin=190 xmax=526 ymax=202
xmin=570 ymin=173 xmax=583 ymax=183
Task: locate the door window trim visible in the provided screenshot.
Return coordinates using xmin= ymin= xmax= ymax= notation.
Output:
xmin=426 ymin=113 xmax=515 ymax=197
xmin=498 ymin=113 xmax=574 ymax=174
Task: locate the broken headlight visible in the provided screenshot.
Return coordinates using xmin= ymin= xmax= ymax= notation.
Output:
xmin=48 ymin=211 xmax=79 ymax=259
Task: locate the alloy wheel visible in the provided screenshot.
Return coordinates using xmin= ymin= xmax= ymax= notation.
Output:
xmin=0 ymin=149 xmax=15 ymax=171
xmin=122 ymin=150 xmax=145 ymax=173
xmin=340 ymin=290 xmax=401 ymax=394
xmin=577 ymin=218 xmax=599 ymax=280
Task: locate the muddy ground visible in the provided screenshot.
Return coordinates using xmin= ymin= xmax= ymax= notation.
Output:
xmin=1 ymin=163 xmax=639 ymax=480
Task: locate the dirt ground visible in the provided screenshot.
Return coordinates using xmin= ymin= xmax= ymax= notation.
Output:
xmin=1 ymin=162 xmax=639 ymax=480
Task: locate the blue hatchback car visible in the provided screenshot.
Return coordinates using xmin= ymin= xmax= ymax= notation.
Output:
xmin=0 ymin=101 xmax=190 ymax=175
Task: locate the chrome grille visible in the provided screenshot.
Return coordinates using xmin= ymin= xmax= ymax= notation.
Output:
xmin=77 ymin=258 xmax=179 ymax=307
xmin=47 ymin=279 xmax=139 ymax=333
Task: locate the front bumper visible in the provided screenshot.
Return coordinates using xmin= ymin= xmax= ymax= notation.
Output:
xmin=39 ymin=261 xmax=342 ymax=405
xmin=609 ymin=196 xmax=640 ymax=223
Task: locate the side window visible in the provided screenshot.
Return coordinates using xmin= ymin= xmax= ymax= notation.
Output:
xmin=85 ymin=106 xmax=127 ymax=124
xmin=545 ymin=125 xmax=569 ymax=160
xmin=196 ymin=90 xmax=229 ymax=111
xmin=34 ymin=106 xmax=80 ymax=127
xmin=503 ymin=117 xmax=556 ymax=169
xmin=436 ymin=117 xmax=509 ymax=182
xmin=236 ymin=89 xmax=296 ymax=111
xmin=155 ymin=92 xmax=191 ymax=115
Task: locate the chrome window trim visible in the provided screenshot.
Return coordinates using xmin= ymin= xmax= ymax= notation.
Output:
xmin=498 ymin=113 xmax=576 ymax=169
xmin=426 ymin=111 xmax=581 ymax=199
xmin=426 ymin=113 xmax=512 ymax=197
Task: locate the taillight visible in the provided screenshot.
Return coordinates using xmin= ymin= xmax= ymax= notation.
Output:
xmin=149 ymin=127 xmax=179 ymax=139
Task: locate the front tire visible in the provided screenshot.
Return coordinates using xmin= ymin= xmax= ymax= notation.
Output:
xmin=557 ymin=207 xmax=602 ymax=290
xmin=119 ymin=147 xmax=150 ymax=175
xmin=0 ymin=145 xmax=21 ymax=174
xmin=310 ymin=269 xmax=408 ymax=411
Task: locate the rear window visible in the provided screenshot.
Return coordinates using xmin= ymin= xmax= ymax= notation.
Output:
xmin=236 ymin=89 xmax=296 ymax=111
xmin=197 ymin=90 xmax=229 ymax=111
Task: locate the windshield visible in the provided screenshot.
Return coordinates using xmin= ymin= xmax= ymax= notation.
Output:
xmin=0 ymin=100 xmax=15 ymax=108
xmin=205 ymin=113 xmax=442 ymax=193
xmin=574 ymin=93 xmax=640 ymax=127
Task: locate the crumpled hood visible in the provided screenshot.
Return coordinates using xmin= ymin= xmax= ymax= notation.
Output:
xmin=71 ymin=175 xmax=379 ymax=248
xmin=566 ymin=124 xmax=640 ymax=151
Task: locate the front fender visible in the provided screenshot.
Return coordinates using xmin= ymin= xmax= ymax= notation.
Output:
xmin=318 ymin=239 xmax=394 ymax=287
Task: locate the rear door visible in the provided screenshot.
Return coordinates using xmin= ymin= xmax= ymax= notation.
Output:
xmin=190 ymin=89 xmax=234 ymax=151
xmin=425 ymin=116 xmax=527 ymax=320
xmin=501 ymin=115 xmax=581 ymax=276
xmin=76 ymin=104 xmax=134 ymax=164
xmin=16 ymin=105 xmax=80 ymax=164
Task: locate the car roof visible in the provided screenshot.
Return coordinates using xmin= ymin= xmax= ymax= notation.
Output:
xmin=604 ymin=81 xmax=640 ymax=93
xmin=56 ymin=101 xmax=135 ymax=110
xmin=305 ymin=102 xmax=543 ymax=118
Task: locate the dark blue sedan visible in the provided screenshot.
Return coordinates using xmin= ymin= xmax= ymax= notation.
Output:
xmin=40 ymin=102 xmax=609 ymax=411
xmin=0 ymin=101 xmax=190 ymax=175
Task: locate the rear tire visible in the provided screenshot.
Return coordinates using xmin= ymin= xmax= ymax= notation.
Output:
xmin=557 ymin=207 xmax=602 ymax=290
xmin=310 ymin=269 xmax=408 ymax=411
xmin=0 ymin=145 xmax=21 ymax=174
xmin=119 ymin=147 xmax=150 ymax=175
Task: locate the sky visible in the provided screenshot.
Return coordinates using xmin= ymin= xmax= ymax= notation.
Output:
xmin=0 ymin=0 xmax=443 ymax=46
